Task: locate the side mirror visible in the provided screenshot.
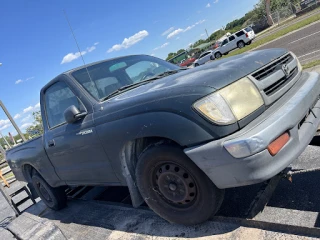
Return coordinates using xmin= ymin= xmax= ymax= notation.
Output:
xmin=64 ymin=105 xmax=86 ymax=124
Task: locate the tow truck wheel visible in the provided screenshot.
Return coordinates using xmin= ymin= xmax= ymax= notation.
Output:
xmin=136 ymin=144 xmax=224 ymax=225
xmin=31 ymin=171 xmax=67 ymax=210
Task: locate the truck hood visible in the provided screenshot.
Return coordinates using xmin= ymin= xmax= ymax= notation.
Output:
xmin=107 ymin=48 xmax=288 ymax=102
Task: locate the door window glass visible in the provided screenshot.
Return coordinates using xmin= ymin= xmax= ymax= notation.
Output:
xmin=221 ymin=39 xmax=228 ymax=46
xmin=229 ymin=36 xmax=235 ymax=41
xmin=44 ymin=81 xmax=83 ymax=128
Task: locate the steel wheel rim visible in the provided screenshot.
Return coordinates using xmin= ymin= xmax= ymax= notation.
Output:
xmin=153 ymin=163 xmax=197 ymax=207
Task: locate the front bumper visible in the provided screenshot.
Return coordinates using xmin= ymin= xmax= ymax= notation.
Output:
xmin=184 ymin=71 xmax=320 ymax=189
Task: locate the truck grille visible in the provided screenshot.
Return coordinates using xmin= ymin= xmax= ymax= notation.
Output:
xmin=250 ymin=53 xmax=299 ymax=106
xmin=263 ymin=67 xmax=298 ymax=96
xmin=252 ymin=54 xmax=294 ymax=81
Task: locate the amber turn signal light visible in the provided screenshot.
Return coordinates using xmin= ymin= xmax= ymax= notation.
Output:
xmin=267 ymin=132 xmax=290 ymax=156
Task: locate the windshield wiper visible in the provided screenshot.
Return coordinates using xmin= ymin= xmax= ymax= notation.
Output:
xmin=101 ymin=68 xmax=187 ymax=101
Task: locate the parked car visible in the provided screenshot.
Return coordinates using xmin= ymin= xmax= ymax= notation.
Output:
xmin=193 ymin=50 xmax=215 ymax=66
xmin=7 ymin=50 xmax=320 ymax=225
xmin=212 ymin=27 xmax=255 ymax=59
xmin=180 ymin=57 xmax=196 ymax=67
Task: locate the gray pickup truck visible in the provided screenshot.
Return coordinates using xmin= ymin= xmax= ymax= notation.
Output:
xmin=6 ymin=49 xmax=320 ymax=225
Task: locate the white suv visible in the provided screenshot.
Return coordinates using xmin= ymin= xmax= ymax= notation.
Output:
xmin=212 ymin=27 xmax=255 ymax=59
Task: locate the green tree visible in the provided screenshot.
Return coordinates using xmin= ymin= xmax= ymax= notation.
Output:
xmin=177 ymin=49 xmax=185 ymax=54
xmin=26 ymin=111 xmax=43 ymax=138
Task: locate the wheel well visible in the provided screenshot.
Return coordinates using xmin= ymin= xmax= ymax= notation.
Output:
xmin=22 ymin=164 xmax=35 ymax=183
xmin=22 ymin=164 xmax=39 ymax=198
xmin=120 ymin=137 xmax=181 ymax=207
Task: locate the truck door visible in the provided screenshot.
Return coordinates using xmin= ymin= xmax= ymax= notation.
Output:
xmin=228 ymin=35 xmax=237 ymax=51
xmin=42 ymin=80 xmax=119 ymax=185
xmin=220 ymin=38 xmax=229 ymax=53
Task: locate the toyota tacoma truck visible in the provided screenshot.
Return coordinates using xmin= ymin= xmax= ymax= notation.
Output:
xmin=6 ymin=49 xmax=320 ymax=225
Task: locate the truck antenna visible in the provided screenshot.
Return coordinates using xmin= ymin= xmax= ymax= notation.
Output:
xmin=63 ymin=10 xmax=95 ymax=84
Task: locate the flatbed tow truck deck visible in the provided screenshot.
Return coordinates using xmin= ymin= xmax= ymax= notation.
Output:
xmin=2 ymin=143 xmax=320 ymax=239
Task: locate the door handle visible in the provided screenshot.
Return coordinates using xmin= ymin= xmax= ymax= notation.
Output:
xmin=48 ymin=140 xmax=55 ymax=148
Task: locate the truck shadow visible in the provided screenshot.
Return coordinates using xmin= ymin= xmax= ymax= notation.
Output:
xmin=37 ymin=199 xmax=240 ymax=239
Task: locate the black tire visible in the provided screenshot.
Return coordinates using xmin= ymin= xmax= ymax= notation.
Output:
xmin=31 ymin=171 xmax=67 ymax=210
xmin=247 ymin=40 xmax=252 ymax=45
xmin=210 ymin=55 xmax=214 ymax=60
xmin=215 ymin=52 xmax=222 ymax=59
xmin=223 ymin=52 xmax=229 ymax=55
xmin=135 ymin=144 xmax=224 ymax=225
xmin=237 ymin=41 xmax=245 ymax=49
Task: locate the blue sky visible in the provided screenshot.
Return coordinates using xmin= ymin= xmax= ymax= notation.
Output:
xmin=0 ymin=0 xmax=258 ymax=137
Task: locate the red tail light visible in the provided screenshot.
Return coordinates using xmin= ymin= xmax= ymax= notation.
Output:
xmin=246 ymin=33 xmax=249 ymax=37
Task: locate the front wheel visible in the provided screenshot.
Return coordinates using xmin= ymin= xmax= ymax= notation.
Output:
xmin=135 ymin=145 xmax=224 ymax=225
xmin=210 ymin=55 xmax=214 ymax=60
xmin=32 ymin=171 xmax=67 ymax=210
xmin=215 ymin=52 xmax=222 ymax=59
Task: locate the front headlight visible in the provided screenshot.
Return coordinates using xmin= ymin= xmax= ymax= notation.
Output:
xmin=194 ymin=77 xmax=264 ymax=125
xmin=290 ymin=52 xmax=302 ymax=72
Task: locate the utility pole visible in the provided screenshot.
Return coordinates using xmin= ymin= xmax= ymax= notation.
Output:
xmin=0 ymin=101 xmax=26 ymax=142
xmin=205 ymin=29 xmax=209 ymax=38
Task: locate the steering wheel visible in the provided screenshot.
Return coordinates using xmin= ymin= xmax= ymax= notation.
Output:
xmin=141 ymin=72 xmax=155 ymax=81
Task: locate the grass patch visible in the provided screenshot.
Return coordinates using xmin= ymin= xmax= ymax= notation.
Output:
xmin=303 ymin=60 xmax=320 ymax=69
xmin=227 ymin=13 xmax=320 ymax=57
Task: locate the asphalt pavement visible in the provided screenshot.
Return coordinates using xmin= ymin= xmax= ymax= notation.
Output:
xmin=255 ymin=21 xmax=320 ymax=64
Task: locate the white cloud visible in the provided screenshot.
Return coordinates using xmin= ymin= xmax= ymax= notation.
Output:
xmin=161 ymin=27 xmax=174 ymax=36
xmin=21 ymin=115 xmax=32 ymax=123
xmin=20 ymin=122 xmax=33 ymax=129
xmin=61 ymin=43 xmax=98 ymax=64
xmin=15 ymin=76 xmax=35 ymax=85
xmin=34 ymin=102 xmax=40 ymax=110
xmin=0 ymin=119 xmax=10 ymax=131
xmin=167 ymin=29 xmax=183 ymax=39
xmin=107 ymin=30 xmax=149 ymax=53
xmin=23 ymin=106 xmax=34 ymax=114
xmin=200 ymin=33 xmax=206 ymax=37
xmin=196 ymin=19 xmax=206 ymax=25
xmin=151 ymin=53 xmax=155 ymax=56
xmin=87 ymin=46 xmax=96 ymax=53
xmin=213 ymin=0 xmax=219 ymax=3
xmin=23 ymin=103 xmax=40 ymax=114
xmin=206 ymin=3 xmax=211 ymax=7
xmin=183 ymin=25 xmax=195 ymax=32
xmin=153 ymin=42 xmax=170 ymax=51
xmin=14 ymin=114 xmax=21 ymax=120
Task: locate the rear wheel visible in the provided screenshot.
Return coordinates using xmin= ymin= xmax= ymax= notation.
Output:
xmin=247 ymin=40 xmax=252 ymax=45
xmin=237 ymin=41 xmax=245 ymax=48
xmin=32 ymin=171 xmax=67 ymax=210
xmin=210 ymin=55 xmax=214 ymax=60
xmin=215 ymin=52 xmax=222 ymax=59
xmin=135 ymin=145 xmax=224 ymax=225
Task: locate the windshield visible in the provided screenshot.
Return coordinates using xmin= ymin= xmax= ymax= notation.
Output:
xmin=71 ymin=55 xmax=180 ymax=101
